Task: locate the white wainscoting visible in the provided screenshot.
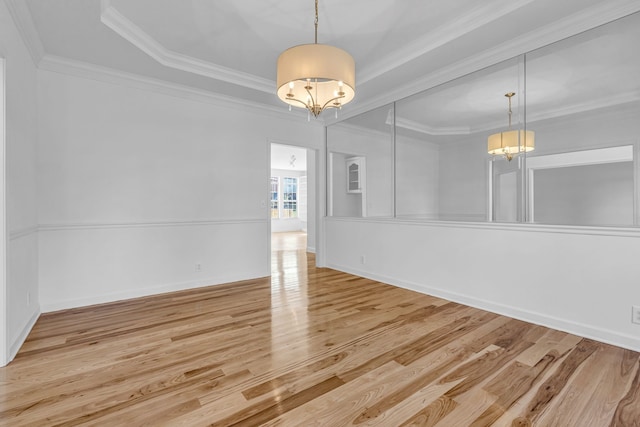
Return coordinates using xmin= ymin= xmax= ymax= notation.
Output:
xmin=325 ymin=217 xmax=640 ymax=352
xmin=39 ymin=219 xmax=269 ymax=312
xmin=7 ymin=229 xmax=40 ymax=363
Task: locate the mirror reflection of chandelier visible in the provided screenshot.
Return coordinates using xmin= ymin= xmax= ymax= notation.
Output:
xmin=488 ymin=92 xmax=535 ymax=161
xmin=276 ymin=0 xmax=355 ymax=119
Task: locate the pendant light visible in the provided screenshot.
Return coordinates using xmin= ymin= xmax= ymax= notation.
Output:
xmin=488 ymin=92 xmax=535 ymax=161
xmin=276 ymin=0 xmax=355 ymax=118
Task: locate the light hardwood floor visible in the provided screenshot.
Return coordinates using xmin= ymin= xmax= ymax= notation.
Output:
xmin=1 ymin=232 xmax=638 ymax=426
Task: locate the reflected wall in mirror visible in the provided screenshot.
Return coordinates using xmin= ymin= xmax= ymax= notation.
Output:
xmin=327 ymin=104 xmax=394 ymax=218
xmin=326 ymin=11 xmax=640 ymax=227
xmin=526 ymin=145 xmax=637 ymax=226
xmin=395 ymin=56 xmax=524 ymax=222
xmin=525 ymin=12 xmax=640 ymax=227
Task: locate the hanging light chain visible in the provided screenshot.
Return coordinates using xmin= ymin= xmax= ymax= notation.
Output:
xmin=314 ymin=0 xmax=319 ymax=44
xmin=506 ymin=92 xmax=515 ymax=130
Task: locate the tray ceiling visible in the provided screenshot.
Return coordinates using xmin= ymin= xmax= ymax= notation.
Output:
xmin=12 ymin=0 xmax=640 ymax=122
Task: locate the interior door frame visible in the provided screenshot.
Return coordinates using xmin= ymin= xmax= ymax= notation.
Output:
xmin=267 ymin=139 xmax=323 ymax=268
xmin=1 ymin=58 xmax=7 ymax=366
xmin=525 ymin=145 xmax=635 ymax=224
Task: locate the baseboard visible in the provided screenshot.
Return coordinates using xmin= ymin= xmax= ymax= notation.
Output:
xmin=41 ymin=274 xmax=267 ymax=313
xmin=327 ymin=262 xmax=640 ymax=353
xmin=7 ymin=306 xmax=40 ymax=364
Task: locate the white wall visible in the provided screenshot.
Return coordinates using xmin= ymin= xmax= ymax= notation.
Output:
xmin=437 ymin=135 xmax=488 ymax=221
xmin=395 ymin=134 xmax=439 ymax=219
xmin=526 ymin=106 xmax=640 ymax=226
xmin=37 ymin=69 xmax=324 ymax=311
xmin=533 ymin=162 xmax=634 ymax=226
xmin=0 ymin=2 xmax=40 ymax=365
xmin=325 ymin=218 xmax=640 ymax=351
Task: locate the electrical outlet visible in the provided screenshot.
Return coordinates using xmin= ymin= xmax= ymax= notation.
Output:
xmin=360 ymin=255 xmax=366 ymax=264
xmin=27 ymin=292 xmax=31 ymax=306
xmin=195 ymin=263 xmax=202 ymax=272
xmin=632 ymin=306 xmax=640 ymax=325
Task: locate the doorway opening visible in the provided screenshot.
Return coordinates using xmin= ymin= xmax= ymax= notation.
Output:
xmin=270 ymin=142 xmax=315 ymax=283
xmin=270 ymin=143 xmax=312 ymax=252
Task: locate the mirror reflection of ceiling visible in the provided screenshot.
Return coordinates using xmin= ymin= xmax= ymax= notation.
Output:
xmin=19 ymin=0 xmax=639 ymax=117
xmin=383 ymin=12 xmax=640 ymax=138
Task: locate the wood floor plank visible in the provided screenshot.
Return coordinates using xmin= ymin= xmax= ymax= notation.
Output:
xmin=259 ymin=361 xmax=410 ymax=427
xmin=0 ymin=232 xmax=637 ymax=426
xmin=470 ymin=351 xmax=559 ymax=426
xmin=437 ymin=387 xmax=498 ymax=426
xmin=535 ymin=344 xmax=633 ymax=427
xmin=510 ymin=337 xmax=600 ymax=426
xmin=610 ymin=350 xmax=640 ymax=427
xmin=211 ymin=376 xmax=345 ymax=426
xmin=399 ymin=395 xmax=458 ymax=427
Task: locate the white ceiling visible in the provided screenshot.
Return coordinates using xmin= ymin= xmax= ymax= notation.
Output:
xmin=271 ymin=144 xmax=307 ymax=172
xmin=11 ymin=0 xmax=640 ymax=123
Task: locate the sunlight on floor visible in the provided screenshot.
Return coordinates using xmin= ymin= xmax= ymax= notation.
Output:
xmin=270 ymin=231 xmax=311 ymax=363
xmin=271 ymin=231 xmax=308 ymax=287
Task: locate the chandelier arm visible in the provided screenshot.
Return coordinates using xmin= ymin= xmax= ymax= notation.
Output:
xmin=304 ymin=84 xmax=321 ymax=107
xmin=302 ymin=85 xmax=346 ymax=114
xmin=303 ymin=86 xmax=322 ymax=117
xmin=319 ymin=94 xmax=345 ymax=111
xmin=286 ymin=96 xmax=317 ymax=111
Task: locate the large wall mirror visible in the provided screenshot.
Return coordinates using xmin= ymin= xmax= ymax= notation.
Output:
xmin=524 ymin=12 xmax=640 ymax=227
xmin=395 ymin=56 xmax=524 ymax=222
xmin=327 ymin=104 xmax=394 ymax=218
xmin=327 ymin=11 xmax=640 ymax=228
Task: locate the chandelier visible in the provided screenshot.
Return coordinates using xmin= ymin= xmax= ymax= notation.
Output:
xmin=276 ymin=0 xmax=355 ymax=118
xmin=487 ymin=92 xmax=535 ymax=161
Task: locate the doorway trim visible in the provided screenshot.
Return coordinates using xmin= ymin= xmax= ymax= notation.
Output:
xmin=1 ymin=58 xmax=7 ymax=366
xmin=525 ymin=145 xmax=635 ymax=223
xmin=267 ymin=139 xmax=323 ymax=268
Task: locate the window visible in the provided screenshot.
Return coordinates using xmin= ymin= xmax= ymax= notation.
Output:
xmin=270 ymin=176 xmax=299 ymax=219
xmin=282 ymin=177 xmax=298 ymax=218
xmin=270 ymin=177 xmax=279 ymax=218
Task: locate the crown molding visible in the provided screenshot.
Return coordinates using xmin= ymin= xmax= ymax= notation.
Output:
xmin=3 ymin=0 xmax=44 ymax=65
xmin=9 ymin=225 xmax=38 ymax=241
xmin=468 ymin=92 xmax=640 ymax=135
xmin=331 ymin=0 xmax=640 ymax=125
xmin=395 ymin=117 xmax=471 ymax=136
xmin=99 ymin=0 xmax=274 ymax=94
xmin=392 ymin=91 xmax=640 ymax=137
xmin=37 ymin=54 xmax=318 ymax=124
xmin=524 ymin=91 xmax=640 ymax=126
xmin=358 ymin=0 xmax=536 ymax=85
